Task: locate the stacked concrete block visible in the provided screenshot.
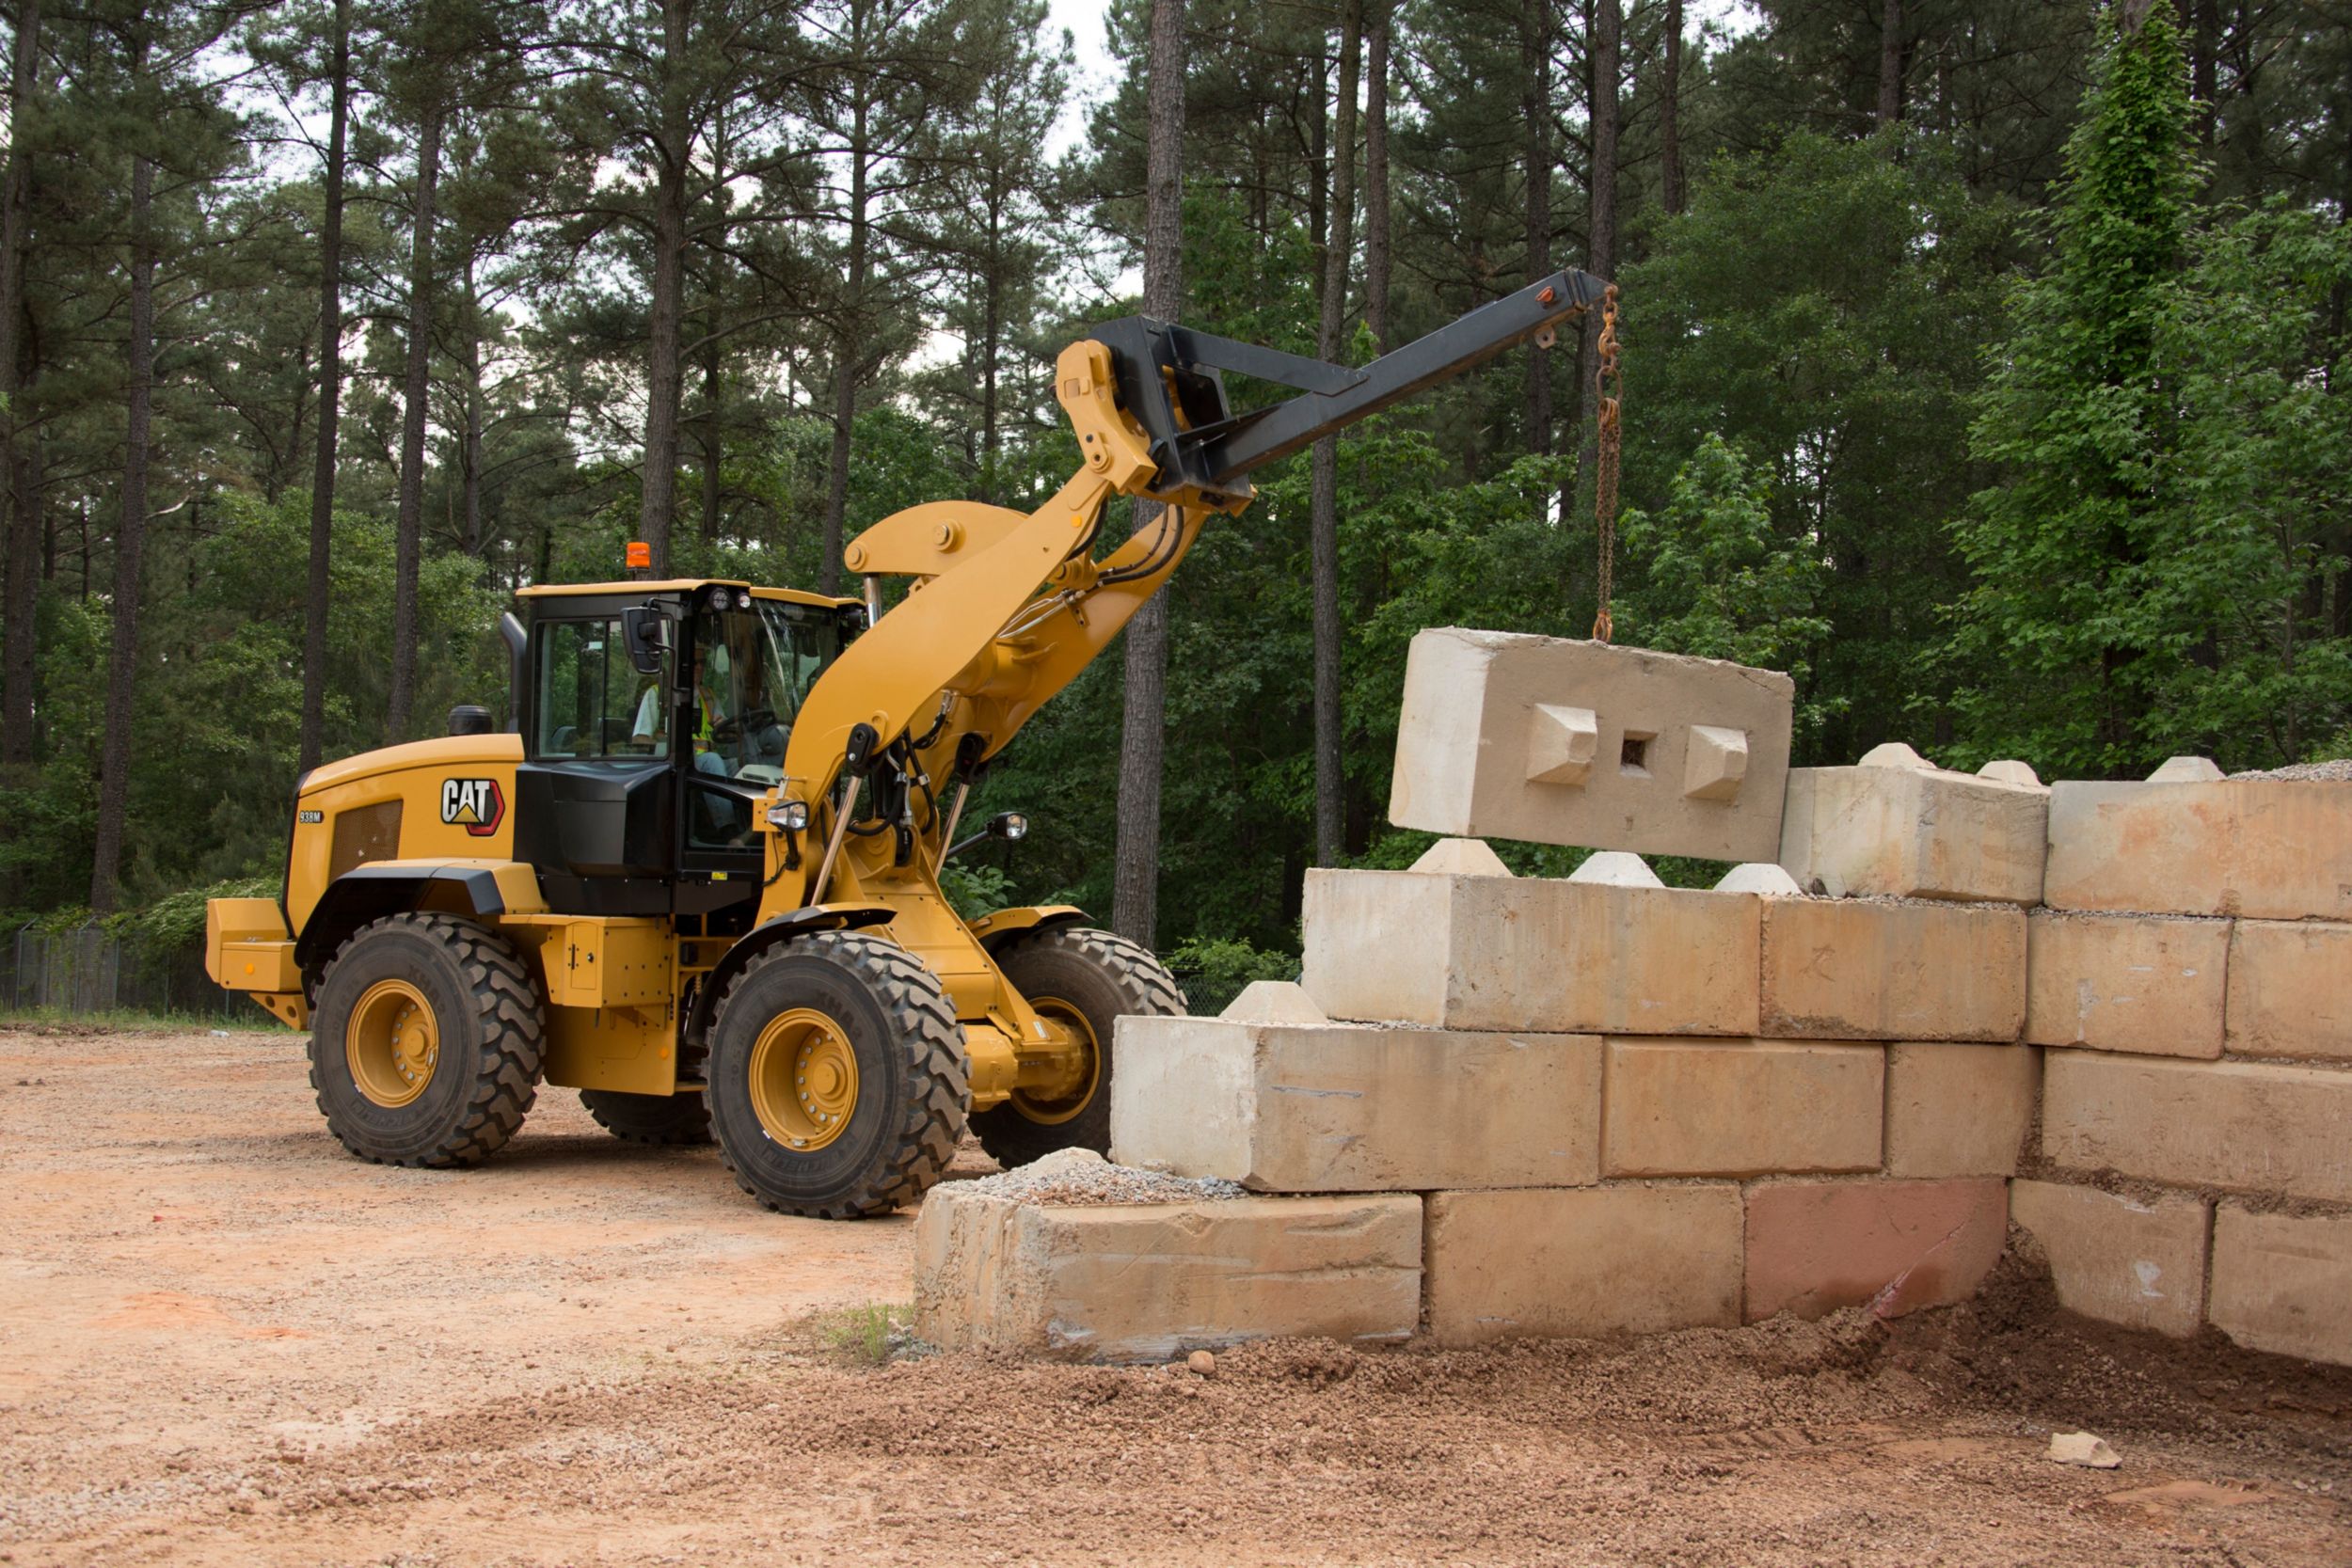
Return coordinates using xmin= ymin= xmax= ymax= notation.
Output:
xmin=2040 ymin=1053 xmax=2352 ymax=1204
xmin=2225 ymin=920 xmax=2352 ymax=1060
xmin=1135 ymin=832 xmax=2047 ymax=1348
xmin=2007 ymin=1181 xmax=2209 ymax=1337
xmin=2207 ymin=1209 xmax=2352 ymax=1366
xmin=1599 ymin=1039 xmax=1883 ymax=1177
xmin=1883 ymin=1042 xmax=2038 ymax=1179
xmin=1386 ymin=627 xmax=1795 ymax=862
xmin=2007 ymin=760 xmax=2352 ymax=1368
xmin=1777 ymin=745 xmax=2049 ymax=904
xmin=1423 ymin=1185 xmax=1743 ymax=1345
xmin=2024 ymin=911 xmax=2230 ymax=1058
xmin=1758 ymin=896 xmax=2026 ymax=1041
xmin=1110 ymin=1012 xmax=1603 ymax=1192
xmin=1301 ymin=865 xmax=1761 ymax=1036
xmin=912 ymin=1182 xmax=1422 ymax=1361
xmin=917 ymin=634 xmax=2350 ymax=1372
xmin=1742 ymin=1178 xmax=2010 ymax=1322
xmin=2042 ymin=772 xmax=2352 ymax=920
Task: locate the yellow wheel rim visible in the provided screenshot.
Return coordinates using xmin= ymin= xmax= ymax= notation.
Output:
xmin=749 ymin=1008 xmax=860 ymax=1152
xmin=346 ymin=978 xmax=439 ymax=1108
xmin=1010 ymin=997 xmax=1100 ymax=1126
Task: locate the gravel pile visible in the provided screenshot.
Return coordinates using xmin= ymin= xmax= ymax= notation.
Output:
xmin=962 ymin=1147 xmax=1247 ymax=1207
xmin=2231 ymin=758 xmax=2352 ymax=782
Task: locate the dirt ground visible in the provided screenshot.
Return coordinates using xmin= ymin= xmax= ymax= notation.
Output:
xmin=2 ymin=1026 xmax=2347 ymax=1568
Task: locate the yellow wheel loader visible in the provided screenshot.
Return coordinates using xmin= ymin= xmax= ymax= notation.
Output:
xmin=205 ymin=269 xmax=1609 ymax=1218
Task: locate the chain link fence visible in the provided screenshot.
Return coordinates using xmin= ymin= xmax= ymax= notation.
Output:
xmin=1 ymin=924 xmax=246 ymax=1021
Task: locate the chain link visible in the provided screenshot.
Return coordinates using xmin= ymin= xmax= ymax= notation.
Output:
xmin=1591 ymin=282 xmax=1621 ymax=644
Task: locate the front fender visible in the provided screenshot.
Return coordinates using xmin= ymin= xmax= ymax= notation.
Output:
xmin=682 ymin=902 xmax=898 ymax=1049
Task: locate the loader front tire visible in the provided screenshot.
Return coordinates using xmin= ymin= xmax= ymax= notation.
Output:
xmin=707 ymin=931 xmax=968 ymax=1219
xmin=970 ymin=927 xmax=1186 ymax=1170
xmin=309 ymin=913 xmax=545 ymax=1167
xmin=579 ymin=1088 xmax=712 ymax=1146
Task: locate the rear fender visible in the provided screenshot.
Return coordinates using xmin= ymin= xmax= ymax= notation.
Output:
xmin=966 ymin=904 xmax=1088 ymax=956
xmin=293 ymin=861 xmax=546 ymax=973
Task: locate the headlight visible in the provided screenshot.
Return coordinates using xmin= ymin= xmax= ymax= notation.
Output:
xmin=737 ymin=590 xmax=753 ymax=610
xmin=707 ymin=585 xmax=731 ymax=610
xmin=993 ymin=811 xmax=1029 ymax=842
xmin=767 ymin=800 xmax=810 ymax=832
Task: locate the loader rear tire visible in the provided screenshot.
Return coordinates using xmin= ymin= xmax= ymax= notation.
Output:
xmin=579 ymin=1088 xmax=712 ymax=1146
xmin=706 ymin=931 xmax=968 ymax=1219
xmin=309 ymin=913 xmax=545 ymax=1168
xmin=970 ymin=927 xmax=1186 ymax=1171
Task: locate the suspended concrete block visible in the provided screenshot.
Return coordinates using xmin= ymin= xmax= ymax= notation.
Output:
xmin=1387 ymin=627 xmax=1795 ymax=863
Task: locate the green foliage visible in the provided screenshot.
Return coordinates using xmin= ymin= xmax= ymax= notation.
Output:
xmin=1164 ymin=934 xmax=1298 ymax=1016
xmin=937 ymin=860 xmax=1013 ymax=923
xmin=818 ymin=1302 xmax=906 ymax=1366
xmin=1619 ymin=434 xmax=1839 ymax=737
xmin=8 ymin=0 xmax=2349 ymax=997
xmin=1619 ymin=130 xmax=2010 ymax=764
xmin=1948 ymin=5 xmax=2351 ymax=775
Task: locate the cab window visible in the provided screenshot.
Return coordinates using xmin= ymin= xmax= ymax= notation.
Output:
xmin=533 ymin=618 xmax=668 ymax=760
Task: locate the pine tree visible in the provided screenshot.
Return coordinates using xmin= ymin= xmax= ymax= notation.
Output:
xmin=1947 ymin=0 xmax=2198 ymax=775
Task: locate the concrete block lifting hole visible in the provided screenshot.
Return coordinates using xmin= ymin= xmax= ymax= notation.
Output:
xmin=1387 ymin=627 xmax=1795 ymax=863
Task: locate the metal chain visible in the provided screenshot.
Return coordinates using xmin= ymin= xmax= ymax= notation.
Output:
xmin=1591 ymin=282 xmax=1622 ymax=644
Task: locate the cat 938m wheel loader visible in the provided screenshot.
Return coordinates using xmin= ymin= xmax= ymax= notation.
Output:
xmin=204 ymin=269 xmax=1610 ymax=1218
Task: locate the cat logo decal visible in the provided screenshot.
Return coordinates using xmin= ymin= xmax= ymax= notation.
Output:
xmin=441 ymin=777 xmax=505 ymax=837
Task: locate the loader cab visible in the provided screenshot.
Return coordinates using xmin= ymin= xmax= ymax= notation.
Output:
xmin=513 ymin=578 xmax=862 ymax=917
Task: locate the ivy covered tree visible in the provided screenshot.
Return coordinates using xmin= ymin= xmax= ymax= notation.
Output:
xmin=1948 ymin=0 xmax=2350 ymax=774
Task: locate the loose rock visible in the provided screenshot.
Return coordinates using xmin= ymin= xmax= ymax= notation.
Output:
xmin=2047 ymin=1431 xmax=2122 ymax=1469
xmin=1186 ymin=1350 xmax=1216 ymax=1377
xmin=961 ymin=1146 xmax=1247 ymax=1208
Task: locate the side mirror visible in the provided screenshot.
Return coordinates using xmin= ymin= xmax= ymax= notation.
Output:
xmin=621 ymin=605 xmax=667 ymax=676
xmin=946 ymin=809 xmax=1030 ymax=863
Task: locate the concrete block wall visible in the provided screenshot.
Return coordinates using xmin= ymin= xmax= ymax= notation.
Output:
xmin=1154 ymin=853 xmax=2039 ymax=1349
xmin=2010 ymin=764 xmax=2352 ymax=1369
xmin=912 ymin=734 xmax=2350 ymax=1369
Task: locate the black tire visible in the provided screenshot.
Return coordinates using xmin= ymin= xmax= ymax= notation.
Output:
xmin=309 ymin=912 xmax=545 ymax=1167
xmin=970 ymin=926 xmax=1186 ymax=1170
xmin=579 ymin=1088 xmax=712 ymax=1146
xmin=706 ymin=931 xmax=968 ymax=1219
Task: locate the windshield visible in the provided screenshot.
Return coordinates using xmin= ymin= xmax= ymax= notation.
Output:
xmin=682 ymin=600 xmax=845 ymax=786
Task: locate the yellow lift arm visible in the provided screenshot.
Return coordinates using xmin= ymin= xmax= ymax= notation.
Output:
xmin=764 ymin=268 xmax=1612 ymax=926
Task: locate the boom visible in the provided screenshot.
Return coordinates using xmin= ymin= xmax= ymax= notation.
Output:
xmin=764 ymin=267 xmax=1612 ymax=923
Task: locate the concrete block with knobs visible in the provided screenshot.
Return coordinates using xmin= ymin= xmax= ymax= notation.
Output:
xmin=1387 ymin=627 xmax=1794 ymax=862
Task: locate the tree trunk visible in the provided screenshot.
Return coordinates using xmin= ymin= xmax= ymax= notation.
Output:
xmin=979 ymin=183 xmax=1003 ymax=505
xmin=299 ymin=0 xmax=348 ymax=773
xmin=1661 ymin=0 xmax=1684 ymax=213
xmin=1111 ymin=0 xmax=1184 ymax=948
xmin=639 ymin=0 xmax=693 ymax=579
xmin=699 ymin=344 xmax=722 ymax=544
xmin=1876 ymin=0 xmax=1902 ymax=131
xmin=90 ymin=148 xmax=154 ymax=913
xmin=460 ymin=253 xmax=485 ymax=559
xmin=1522 ymin=0 xmax=1551 ymax=459
xmin=1362 ymin=0 xmax=1391 ymax=352
xmin=2 ymin=0 xmax=41 ymax=783
xmin=2190 ymin=0 xmax=2217 ymax=149
xmin=385 ymin=93 xmax=442 ymax=744
xmin=1575 ymin=0 xmax=1619 ymax=534
xmin=820 ymin=92 xmax=870 ymax=598
xmin=1309 ymin=0 xmax=1359 ymax=869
